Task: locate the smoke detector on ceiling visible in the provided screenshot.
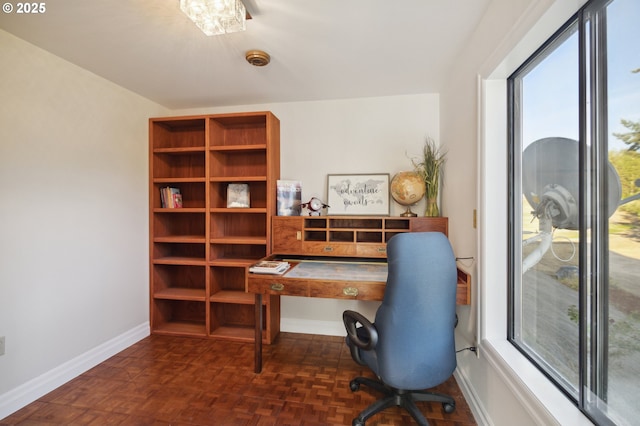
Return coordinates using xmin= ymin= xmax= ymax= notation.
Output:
xmin=245 ymin=50 xmax=270 ymax=67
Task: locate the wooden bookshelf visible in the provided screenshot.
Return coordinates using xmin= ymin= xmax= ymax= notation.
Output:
xmin=149 ymin=112 xmax=280 ymax=343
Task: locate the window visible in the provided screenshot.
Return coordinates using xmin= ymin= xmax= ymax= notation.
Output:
xmin=508 ymin=0 xmax=640 ymax=424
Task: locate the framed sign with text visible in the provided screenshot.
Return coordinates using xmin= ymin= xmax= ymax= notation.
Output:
xmin=326 ymin=173 xmax=390 ymax=216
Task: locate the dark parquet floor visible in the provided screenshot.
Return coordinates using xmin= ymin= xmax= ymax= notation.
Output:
xmin=1 ymin=333 xmax=477 ymax=425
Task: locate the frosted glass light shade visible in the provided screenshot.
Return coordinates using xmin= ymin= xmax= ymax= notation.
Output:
xmin=180 ymin=0 xmax=246 ymax=36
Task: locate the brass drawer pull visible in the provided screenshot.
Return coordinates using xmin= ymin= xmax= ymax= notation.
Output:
xmin=324 ymin=246 xmax=334 ymax=252
xmin=343 ymin=287 xmax=359 ymax=296
xmin=377 ymin=247 xmax=386 ymax=253
xmin=270 ymin=283 xmax=285 ymax=291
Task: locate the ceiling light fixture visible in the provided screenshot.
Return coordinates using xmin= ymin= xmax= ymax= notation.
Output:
xmin=245 ymin=50 xmax=270 ymax=67
xmin=180 ymin=0 xmax=250 ymax=36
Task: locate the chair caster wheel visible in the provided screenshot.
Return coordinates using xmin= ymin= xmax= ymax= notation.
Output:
xmin=352 ymin=418 xmax=365 ymax=426
xmin=443 ymin=402 xmax=456 ymax=413
xmin=349 ymin=380 xmax=360 ymax=392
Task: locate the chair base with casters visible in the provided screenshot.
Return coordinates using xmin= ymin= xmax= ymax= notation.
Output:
xmin=344 ymin=309 xmax=457 ymax=425
xmin=349 ymin=375 xmax=456 ymax=426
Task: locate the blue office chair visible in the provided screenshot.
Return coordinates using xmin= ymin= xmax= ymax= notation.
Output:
xmin=343 ymin=232 xmax=458 ymax=426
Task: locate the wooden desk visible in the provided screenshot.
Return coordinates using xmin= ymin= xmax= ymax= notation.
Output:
xmin=246 ymin=256 xmax=470 ymax=373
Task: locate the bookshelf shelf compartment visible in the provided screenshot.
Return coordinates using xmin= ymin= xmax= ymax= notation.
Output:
xmin=152 ymin=182 xmax=205 ymax=209
xmin=153 ymin=213 xmax=205 ymax=239
xmin=209 ymin=243 xmax=267 ymax=263
xmin=209 ymin=301 xmax=278 ymax=343
xmin=150 ymin=112 xmax=280 ymax=344
xmin=210 ymin=266 xmax=246 ymax=293
xmin=153 ymin=243 xmax=206 ymax=262
xmin=209 ymin=114 xmax=268 ymax=148
xmin=153 ymin=264 xmax=206 ymax=300
xmin=210 ymin=212 xmax=267 ymax=240
xmin=153 ymin=299 xmax=206 ymax=337
xmin=209 ymin=151 xmax=267 ymax=179
xmin=151 ymin=118 xmax=206 ymax=150
xmin=153 ymin=152 xmax=205 ymax=179
xmin=210 ymin=181 xmax=267 ymax=209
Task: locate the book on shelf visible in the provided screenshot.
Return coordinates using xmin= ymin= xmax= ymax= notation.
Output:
xmin=249 ymin=260 xmax=291 ymax=275
xmin=160 ymin=187 xmax=182 ymax=208
xmin=277 ymin=180 xmax=302 ymax=216
xmin=227 ymin=183 xmax=250 ymax=208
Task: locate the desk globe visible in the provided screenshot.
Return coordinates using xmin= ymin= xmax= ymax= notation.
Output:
xmin=390 ymin=171 xmax=426 ymax=217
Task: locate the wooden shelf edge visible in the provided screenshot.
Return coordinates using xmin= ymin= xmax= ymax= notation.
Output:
xmin=154 ymin=236 xmax=206 ymax=243
xmin=153 ymin=257 xmax=207 ymax=266
xmin=210 ymin=290 xmax=259 ymax=305
xmin=209 ymin=326 xmax=273 ymax=344
xmin=153 ymin=177 xmax=206 ymax=183
xmin=209 ymin=237 xmax=267 ymax=245
xmin=152 ymin=322 xmax=207 ymax=337
xmin=209 ymin=258 xmax=256 ymax=267
xmin=209 ymin=176 xmax=267 ymax=182
xmin=154 ymin=288 xmax=206 ymax=301
xmin=153 ymin=208 xmax=206 ymax=213
xmin=153 ymin=147 xmax=206 ymax=154
xmin=210 ymin=208 xmax=267 ymax=214
xmin=210 ymin=144 xmax=267 ymax=152
xmin=209 ymin=207 xmax=267 ymax=214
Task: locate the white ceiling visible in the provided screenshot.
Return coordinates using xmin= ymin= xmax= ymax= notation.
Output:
xmin=0 ymin=0 xmax=491 ymax=109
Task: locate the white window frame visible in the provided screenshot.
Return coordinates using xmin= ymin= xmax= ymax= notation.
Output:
xmin=477 ymin=0 xmax=594 ymax=425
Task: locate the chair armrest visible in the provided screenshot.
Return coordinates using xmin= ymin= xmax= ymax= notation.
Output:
xmin=343 ymin=310 xmax=378 ymax=350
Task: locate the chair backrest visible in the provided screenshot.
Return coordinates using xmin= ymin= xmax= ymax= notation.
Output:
xmin=373 ymin=232 xmax=458 ymax=390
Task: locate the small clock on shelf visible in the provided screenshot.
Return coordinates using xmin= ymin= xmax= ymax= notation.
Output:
xmin=300 ymin=197 xmax=329 ymax=216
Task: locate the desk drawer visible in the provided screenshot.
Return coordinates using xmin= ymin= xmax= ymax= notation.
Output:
xmin=356 ymin=244 xmax=387 ymax=258
xmin=302 ymin=242 xmax=356 ymax=256
xmin=247 ymin=275 xmax=308 ymax=297
xmin=309 ymin=282 xmax=385 ymax=300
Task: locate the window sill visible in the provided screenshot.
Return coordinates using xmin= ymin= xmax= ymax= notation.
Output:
xmin=482 ymin=339 xmax=593 ymax=426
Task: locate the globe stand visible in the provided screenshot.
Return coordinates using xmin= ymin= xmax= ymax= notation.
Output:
xmin=400 ymin=206 xmax=418 ymax=217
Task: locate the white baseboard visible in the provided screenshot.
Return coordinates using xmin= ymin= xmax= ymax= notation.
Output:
xmin=0 ymin=322 xmax=150 ymax=420
xmin=281 ymin=318 xmax=345 ymax=337
xmin=454 ymin=367 xmax=492 ymax=426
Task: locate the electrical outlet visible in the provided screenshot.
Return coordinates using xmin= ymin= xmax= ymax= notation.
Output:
xmin=0 ymin=336 xmax=5 ymax=356
xmin=473 ymin=342 xmax=479 ymax=359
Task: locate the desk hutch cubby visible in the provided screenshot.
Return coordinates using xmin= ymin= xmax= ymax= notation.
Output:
xmin=272 ymin=216 xmax=448 ymax=258
xmin=149 ymin=111 xmax=280 ymax=343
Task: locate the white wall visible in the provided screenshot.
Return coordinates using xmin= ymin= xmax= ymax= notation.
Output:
xmin=0 ymin=29 xmax=168 ymax=416
xmin=178 ymin=94 xmax=440 ymax=333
